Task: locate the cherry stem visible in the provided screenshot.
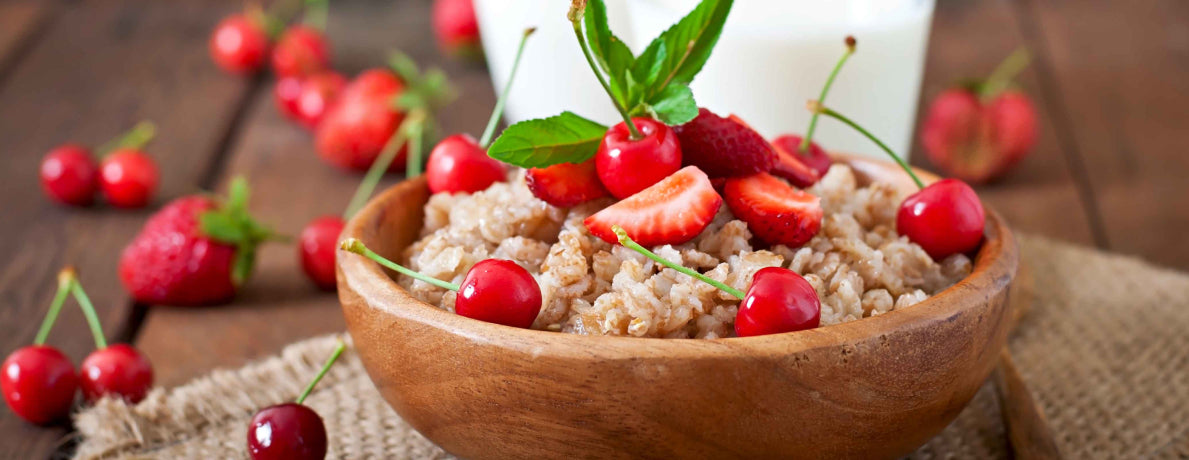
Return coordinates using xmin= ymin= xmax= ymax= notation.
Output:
xmin=568 ymin=1 xmax=642 ymax=140
xmin=406 ymin=118 xmax=426 ymax=178
xmin=980 ymin=47 xmax=1030 ymax=100
xmin=33 ymin=268 xmax=76 ymax=346
xmin=68 ymin=270 xmax=108 ymax=350
xmin=479 ymin=27 xmax=536 ymax=149
xmin=612 ymin=226 xmax=746 ymax=299
xmin=342 ymin=111 xmax=422 ymax=220
xmin=801 ymin=36 xmax=856 ymax=154
xmin=339 ymin=238 xmax=460 ymax=291
xmin=98 ymin=121 xmax=156 ymax=157
xmin=295 ymin=339 xmax=346 ymax=405
xmin=807 ymin=101 xmax=925 ymax=190
xmin=302 ymin=0 xmax=329 ymax=32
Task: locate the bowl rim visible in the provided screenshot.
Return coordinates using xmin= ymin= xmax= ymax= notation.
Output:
xmin=338 ymin=154 xmax=1018 ymax=360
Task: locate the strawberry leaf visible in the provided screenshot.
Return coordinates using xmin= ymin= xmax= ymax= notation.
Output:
xmin=487 ymin=111 xmax=608 ymax=168
xmin=199 ymin=212 xmax=248 ymax=244
xmin=646 ymin=84 xmax=698 ymax=125
xmin=637 ymin=0 xmax=733 ymax=102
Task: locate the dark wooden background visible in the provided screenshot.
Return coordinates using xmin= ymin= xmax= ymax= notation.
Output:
xmin=1 ymin=0 xmax=1185 ymax=457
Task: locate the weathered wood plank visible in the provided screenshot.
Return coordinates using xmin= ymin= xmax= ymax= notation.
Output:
xmin=0 ymin=1 xmax=50 ymax=82
xmin=1012 ymin=0 xmax=1189 ymax=269
xmin=0 ymin=1 xmax=250 ymax=457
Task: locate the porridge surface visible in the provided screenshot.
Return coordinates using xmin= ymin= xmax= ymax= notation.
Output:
xmin=400 ymin=165 xmax=972 ymax=339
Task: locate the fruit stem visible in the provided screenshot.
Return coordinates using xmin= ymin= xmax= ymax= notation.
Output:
xmin=295 ymin=339 xmax=346 ymax=405
xmin=342 ymin=111 xmax=421 ymax=220
xmin=612 ymin=226 xmax=746 ymax=299
xmin=980 ymin=47 xmax=1030 ymax=100
xmin=478 ymin=27 xmax=536 ymax=149
xmin=568 ymin=0 xmax=642 ymax=140
xmin=406 ymin=116 xmax=426 ymax=177
xmin=807 ymin=100 xmax=925 ymax=190
xmin=339 ymin=238 xmax=461 ymax=292
xmin=68 ymin=270 xmax=108 ymax=350
xmin=302 ymin=0 xmax=329 ymax=32
xmin=33 ymin=268 xmax=76 ymax=346
xmin=98 ymin=121 xmax=156 ymax=157
xmin=800 ymin=36 xmax=856 ymax=154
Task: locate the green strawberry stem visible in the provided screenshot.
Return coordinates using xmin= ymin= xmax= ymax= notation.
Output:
xmin=342 ymin=112 xmax=422 ymax=219
xmin=68 ymin=270 xmax=108 ymax=350
xmin=33 ymin=268 xmax=77 ymax=346
xmin=569 ymin=0 xmax=642 ymax=140
xmin=979 ymin=47 xmax=1030 ymax=100
xmin=807 ymin=100 xmax=925 ymax=190
xmin=339 ymin=238 xmax=460 ymax=292
xmin=478 ymin=27 xmax=537 ymax=149
xmin=302 ymin=0 xmax=329 ymax=32
xmin=295 ymin=339 xmax=346 ymax=405
xmin=612 ymin=226 xmax=746 ymax=299
xmin=98 ymin=121 xmax=156 ymax=157
xmin=199 ymin=177 xmax=287 ymax=287
xmin=800 ymin=36 xmax=856 ymax=154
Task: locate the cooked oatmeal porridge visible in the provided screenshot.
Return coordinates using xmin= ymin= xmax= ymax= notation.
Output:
xmin=400 ymin=165 xmax=972 ymax=339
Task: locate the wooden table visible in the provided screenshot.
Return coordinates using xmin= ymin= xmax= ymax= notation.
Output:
xmin=1 ymin=0 xmax=1185 ymax=457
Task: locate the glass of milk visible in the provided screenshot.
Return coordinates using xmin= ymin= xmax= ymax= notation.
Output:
xmin=474 ymin=0 xmax=934 ymax=161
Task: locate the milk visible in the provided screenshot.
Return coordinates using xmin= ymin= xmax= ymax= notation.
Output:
xmin=474 ymin=0 xmax=934 ymax=160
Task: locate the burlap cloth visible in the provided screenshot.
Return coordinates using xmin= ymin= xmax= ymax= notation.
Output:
xmin=72 ymin=234 xmax=1189 ymax=459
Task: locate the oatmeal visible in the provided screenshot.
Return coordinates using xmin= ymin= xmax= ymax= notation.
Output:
xmin=400 ymin=166 xmax=972 ymax=339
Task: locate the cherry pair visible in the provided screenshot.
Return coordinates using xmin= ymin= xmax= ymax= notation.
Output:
xmin=40 ymin=122 xmax=159 ymax=208
xmin=210 ymin=0 xmax=331 ymax=78
xmin=2 ymin=268 xmax=153 ymax=425
xmin=247 ymin=340 xmax=345 ymax=460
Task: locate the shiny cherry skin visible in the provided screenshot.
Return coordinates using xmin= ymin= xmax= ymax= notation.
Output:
xmin=274 ymin=76 xmax=305 ymax=122
xmin=455 ymin=259 xmax=542 ymax=329
xmin=771 ymin=134 xmax=833 ymax=177
xmin=99 ymin=149 xmax=158 ymax=208
xmin=300 ymin=216 xmax=345 ymax=291
xmin=79 ymin=344 xmax=153 ymax=404
xmin=425 ymin=134 xmax=506 ymax=194
xmin=40 ymin=144 xmax=98 ymax=206
xmin=272 ymin=25 xmax=331 ymax=79
xmin=209 ymin=15 xmax=270 ymax=75
xmin=595 ymin=118 xmax=682 ymax=199
xmin=294 ymin=72 xmax=346 ymax=129
xmin=1 ymin=345 xmax=78 ymax=425
xmin=735 ymin=267 xmax=821 ymax=337
xmin=896 ymin=178 xmax=986 ymax=259
xmin=248 ymin=403 xmax=327 ymax=460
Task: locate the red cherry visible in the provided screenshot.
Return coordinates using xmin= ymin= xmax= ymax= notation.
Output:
xmin=210 ymin=15 xmax=270 ymax=75
xmin=1 ymin=345 xmax=77 ymax=425
xmin=294 ymin=71 xmax=346 ymax=129
xmin=40 ymin=144 xmax=98 ymax=206
xmin=99 ymin=149 xmax=159 ymax=208
xmin=300 ymin=216 xmax=345 ymax=291
xmin=896 ymin=179 xmax=985 ymax=259
xmin=274 ymin=76 xmax=305 ymax=122
xmin=734 ymin=267 xmax=821 ymax=337
xmin=595 ymin=118 xmax=682 ymax=199
xmin=771 ymin=134 xmax=832 ymax=177
xmin=425 ymin=134 xmax=506 ymax=194
xmin=455 ymin=259 xmax=542 ymax=329
xmin=272 ymin=25 xmax=331 ymax=79
xmin=432 ymin=0 xmax=481 ymax=57
xmin=79 ymin=344 xmax=153 ymax=404
xmin=248 ymin=403 xmax=327 ymax=460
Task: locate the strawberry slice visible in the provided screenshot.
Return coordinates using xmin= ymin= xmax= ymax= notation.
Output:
xmin=672 ymin=108 xmax=775 ymax=178
xmin=526 ymin=158 xmax=609 ymax=207
xmin=585 ymin=166 xmax=722 ymax=246
xmin=724 ymin=172 xmax=823 ymax=247
xmin=772 ymin=134 xmax=833 ymax=177
xmin=770 ymin=140 xmax=820 ymax=188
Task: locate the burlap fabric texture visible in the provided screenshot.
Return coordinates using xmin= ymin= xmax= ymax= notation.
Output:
xmin=72 ymin=234 xmax=1189 ymax=459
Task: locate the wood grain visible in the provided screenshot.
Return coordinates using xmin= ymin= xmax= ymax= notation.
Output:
xmin=0 ymin=1 xmax=50 ymax=83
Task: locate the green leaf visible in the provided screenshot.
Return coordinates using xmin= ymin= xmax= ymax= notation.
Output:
xmin=199 ymin=211 xmax=248 ymax=244
xmin=487 ymin=111 xmax=608 ymax=168
xmin=640 ymin=0 xmax=733 ymax=100
xmin=231 ymin=244 xmax=256 ymax=287
xmin=630 ymin=40 xmax=667 ymax=90
xmin=647 ymin=84 xmax=698 ymax=125
xmin=583 ymin=0 xmax=634 ymax=107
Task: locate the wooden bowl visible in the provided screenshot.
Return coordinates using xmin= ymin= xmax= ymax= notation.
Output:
xmin=337 ymin=155 xmax=1018 ymax=459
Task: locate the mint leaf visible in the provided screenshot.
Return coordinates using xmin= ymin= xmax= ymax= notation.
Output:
xmin=646 ymin=84 xmax=698 ymax=125
xmin=487 ymin=112 xmax=608 ymax=168
xmin=639 ymin=0 xmax=733 ymax=101
xmin=582 ymin=0 xmax=634 ymax=107
xmin=630 ymin=41 xmax=667 ymax=90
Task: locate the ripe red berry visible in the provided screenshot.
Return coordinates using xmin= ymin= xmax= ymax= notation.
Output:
xmin=315 ymin=69 xmax=407 ymax=171
xmin=210 ymin=15 xmax=270 ymax=75
xmin=294 ymin=71 xmax=346 ymax=129
xmin=274 ymin=76 xmax=305 ymax=122
xmin=672 ymin=108 xmax=774 ymax=179
xmin=455 ymin=259 xmax=542 ymax=329
xmin=79 ymin=344 xmax=153 ymax=404
xmin=248 ymin=402 xmax=327 ymax=459
xmin=585 ymin=166 xmax=721 ymax=247
xmin=300 ymin=216 xmax=345 ymax=291
xmin=525 ymin=158 xmax=609 ymax=207
xmin=595 ymin=118 xmax=682 ymax=199
xmin=425 ymin=134 xmax=506 ymax=194
xmin=432 ymin=0 xmax=481 ymax=58
xmin=99 ymin=148 xmax=159 ymax=208
xmin=40 ymin=144 xmax=98 ymax=206
xmin=896 ymin=179 xmax=986 ymax=259
xmin=272 ymin=26 xmax=331 ymax=79
xmin=735 ymin=267 xmax=821 ymax=337
xmin=771 ymin=134 xmax=832 ymax=178
xmin=1 ymin=345 xmax=77 ymax=425
xmin=922 ymin=89 xmax=1037 ymax=183
xmin=723 ymin=172 xmax=823 ymax=248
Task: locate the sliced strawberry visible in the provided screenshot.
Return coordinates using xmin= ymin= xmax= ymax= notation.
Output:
xmin=526 ymin=158 xmax=609 ymax=207
xmin=672 ymin=108 xmax=774 ymax=179
xmin=770 ymin=139 xmax=820 ymax=188
xmin=724 ymin=172 xmax=823 ymax=248
xmin=584 ymin=166 xmax=722 ymax=246
xmin=772 ymin=134 xmax=833 ymax=177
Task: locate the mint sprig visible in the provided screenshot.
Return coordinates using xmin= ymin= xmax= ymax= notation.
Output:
xmin=487 ymin=112 xmax=607 ymax=167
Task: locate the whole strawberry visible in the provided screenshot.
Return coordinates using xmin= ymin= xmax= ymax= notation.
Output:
xmin=119 ymin=178 xmax=281 ymax=306
xmin=921 ymin=49 xmax=1038 ymax=183
xmin=315 ymin=69 xmax=407 ymax=171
